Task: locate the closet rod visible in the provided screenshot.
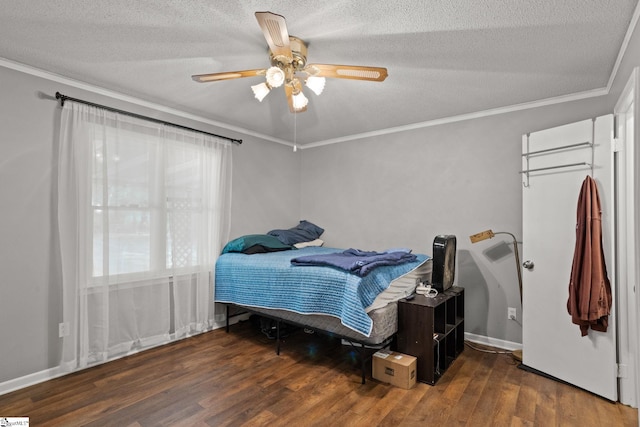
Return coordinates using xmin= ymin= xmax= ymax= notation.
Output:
xmin=520 ymin=162 xmax=590 ymax=174
xmin=55 ymin=92 xmax=242 ymax=145
xmin=521 ymin=141 xmax=590 ymax=157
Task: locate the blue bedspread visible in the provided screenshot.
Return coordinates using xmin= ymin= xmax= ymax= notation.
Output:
xmin=214 ymin=247 xmax=429 ymax=337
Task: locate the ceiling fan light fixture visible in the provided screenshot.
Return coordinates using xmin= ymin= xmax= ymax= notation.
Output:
xmin=251 ymin=82 xmax=271 ymax=102
xmin=265 ymin=66 xmax=285 ymax=88
xmin=292 ymin=91 xmax=309 ymax=110
xmin=192 ymin=12 xmax=388 ymax=113
xmin=305 ymin=76 xmax=326 ymax=95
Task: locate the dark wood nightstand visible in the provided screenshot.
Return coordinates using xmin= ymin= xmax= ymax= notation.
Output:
xmin=396 ymin=286 xmax=464 ymax=384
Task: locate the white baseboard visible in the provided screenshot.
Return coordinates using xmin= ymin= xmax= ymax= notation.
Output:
xmin=0 ymin=316 xmax=251 ymax=397
xmin=0 ymin=366 xmax=67 ymax=396
xmin=464 ymin=332 xmax=522 ymax=351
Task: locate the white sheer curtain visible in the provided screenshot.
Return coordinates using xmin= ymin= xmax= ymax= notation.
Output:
xmin=57 ymin=101 xmax=232 ymax=371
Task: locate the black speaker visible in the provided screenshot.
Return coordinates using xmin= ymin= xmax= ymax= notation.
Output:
xmin=432 ymin=235 xmax=457 ymax=292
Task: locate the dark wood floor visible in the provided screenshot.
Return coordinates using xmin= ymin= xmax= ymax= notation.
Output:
xmin=1 ymin=320 xmax=637 ymax=426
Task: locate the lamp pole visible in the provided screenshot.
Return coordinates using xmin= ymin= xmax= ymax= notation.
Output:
xmin=492 ymin=231 xmax=523 ymax=305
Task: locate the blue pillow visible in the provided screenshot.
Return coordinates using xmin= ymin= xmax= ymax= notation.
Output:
xmin=221 ymin=234 xmax=294 ymax=254
xmin=267 ymin=220 xmax=325 ymax=245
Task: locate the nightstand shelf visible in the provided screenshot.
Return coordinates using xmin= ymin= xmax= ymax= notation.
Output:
xmin=396 ymin=286 xmax=464 ymax=385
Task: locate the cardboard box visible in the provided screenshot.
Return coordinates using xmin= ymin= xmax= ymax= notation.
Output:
xmin=372 ymin=350 xmax=417 ymax=389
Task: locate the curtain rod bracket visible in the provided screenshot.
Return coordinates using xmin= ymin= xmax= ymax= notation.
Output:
xmin=55 ymin=91 xmax=66 ymax=106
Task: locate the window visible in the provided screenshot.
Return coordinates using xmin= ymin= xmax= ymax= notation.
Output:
xmin=91 ymin=128 xmax=211 ymax=279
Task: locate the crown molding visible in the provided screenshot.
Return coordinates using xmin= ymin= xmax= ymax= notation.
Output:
xmin=0 ymin=57 xmax=290 ymax=146
xmin=606 ymin=1 xmax=640 ymax=92
xmin=299 ymin=87 xmax=609 ymax=149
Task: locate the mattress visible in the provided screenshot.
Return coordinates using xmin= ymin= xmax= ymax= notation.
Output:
xmin=216 ymin=247 xmax=429 ymax=336
xmin=217 ymin=251 xmax=432 ymax=344
xmin=365 ymin=258 xmax=432 ymax=312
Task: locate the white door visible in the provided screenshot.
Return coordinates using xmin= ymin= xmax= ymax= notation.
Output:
xmin=521 ymin=116 xmax=617 ymax=401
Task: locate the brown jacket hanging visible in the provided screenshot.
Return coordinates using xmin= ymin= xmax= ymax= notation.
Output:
xmin=567 ymin=175 xmax=612 ymax=336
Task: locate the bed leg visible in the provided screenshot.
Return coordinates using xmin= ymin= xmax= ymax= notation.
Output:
xmin=360 ymin=343 xmax=366 ymax=385
xmin=276 ymin=319 xmax=281 ymax=355
xmin=225 ymin=305 xmax=230 ymax=333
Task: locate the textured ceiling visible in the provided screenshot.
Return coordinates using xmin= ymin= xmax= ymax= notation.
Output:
xmin=0 ymin=1 xmax=638 ymax=146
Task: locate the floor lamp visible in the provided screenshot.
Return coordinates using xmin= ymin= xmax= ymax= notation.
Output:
xmin=470 ymin=229 xmax=523 ymax=362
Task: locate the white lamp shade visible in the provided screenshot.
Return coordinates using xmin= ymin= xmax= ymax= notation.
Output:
xmin=266 ymin=66 xmax=285 ymax=88
xmin=251 ymin=82 xmax=271 ymax=102
xmin=292 ymin=91 xmax=309 ymax=110
xmin=305 ymin=76 xmax=326 ymax=95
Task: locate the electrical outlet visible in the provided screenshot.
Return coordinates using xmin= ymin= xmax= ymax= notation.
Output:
xmin=508 ymin=307 xmax=517 ymax=320
xmin=58 ymin=322 xmax=69 ymax=337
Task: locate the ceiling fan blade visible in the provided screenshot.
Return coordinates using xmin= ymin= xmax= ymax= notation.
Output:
xmin=191 ymin=69 xmax=266 ymax=83
xmin=304 ymin=64 xmax=388 ymax=82
xmin=255 ymin=11 xmax=292 ymax=61
xmin=284 ymin=82 xmax=307 ymax=113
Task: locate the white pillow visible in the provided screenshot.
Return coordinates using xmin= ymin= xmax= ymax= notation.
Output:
xmin=294 ymin=239 xmax=324 ymax=249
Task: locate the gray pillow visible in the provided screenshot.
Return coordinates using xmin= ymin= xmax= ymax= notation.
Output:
xmin=267 ymin=220 xmax=325 ymax=245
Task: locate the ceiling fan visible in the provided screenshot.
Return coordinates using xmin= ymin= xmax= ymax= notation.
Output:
xmin=192 ymin=11 xmax=388 ymax=113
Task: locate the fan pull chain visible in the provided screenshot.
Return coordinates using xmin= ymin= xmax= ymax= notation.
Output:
xmin=293 ymin=110 xmax=297 ymax=152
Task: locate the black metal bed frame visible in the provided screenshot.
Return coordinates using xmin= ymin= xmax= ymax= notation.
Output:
xmin=225 ymin=304 xmax=392 ymax=384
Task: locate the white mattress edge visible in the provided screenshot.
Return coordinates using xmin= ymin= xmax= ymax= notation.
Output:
xmin=365 ymin=258 xmax=433 ymax=313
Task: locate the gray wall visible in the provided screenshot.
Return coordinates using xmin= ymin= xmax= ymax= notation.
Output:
xmin=0 ymin=65 xmax=299 ymax=384
xmin=299 ymin=101 xmax=610 ymax=344
xmin=229 ymin=137 xmax=300 ymax=238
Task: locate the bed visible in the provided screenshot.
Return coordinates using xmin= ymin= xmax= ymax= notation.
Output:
xmin=214 ymin=225 xmax=434 ymax=382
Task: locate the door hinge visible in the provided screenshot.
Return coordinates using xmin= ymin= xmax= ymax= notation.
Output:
xmin=617 ymin=363 xmax=628 ymax=378
xmin=612 ymin=138 xmax=622 ymax=153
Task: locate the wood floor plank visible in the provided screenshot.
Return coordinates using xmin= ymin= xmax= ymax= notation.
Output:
xmin=465 ymin=352 xmax=512 ymax=425
xmin=203 ymin=383 xmax=292 ymax=426
xmin=273 ymin=367 xmax=363 ymax=425
xmin=515 ymin=363 xmax=541 ymax=423
xmin=0 ymin=320 xmax=636 ymax=426
xmin=438 ymin=354 xmax=476 ymax=402
xmin=436 ymin=351 xmax=493 ymax=425
xmin=410 ymin=391 xmax=456 ymax=425
xmin=352 ymin=385 xmax=411 ymax=425
xmin=377 ymin=383 xmax=429 ymax=426
xmin=491 ymin=382 xmax=521 ymax=426
xmin=556 ymin=379 xmax=581 ymax=425
xmin=533 ymin=370 xmax=558 ymax=425
xmin=238 ymin=409 xmax=279 ymax=427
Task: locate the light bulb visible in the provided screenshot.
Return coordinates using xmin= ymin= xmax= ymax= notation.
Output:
xmin=305 ymin=76 xmax=326 ymax=95
xmin=266 ymin=66 xmax=285 ymax=88
xmin=251 ymin=82 xmax=271 ymax=102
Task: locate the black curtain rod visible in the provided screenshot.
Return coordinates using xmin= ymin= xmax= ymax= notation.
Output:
xmin=55 ymin=92 xmax=242 ymax=145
